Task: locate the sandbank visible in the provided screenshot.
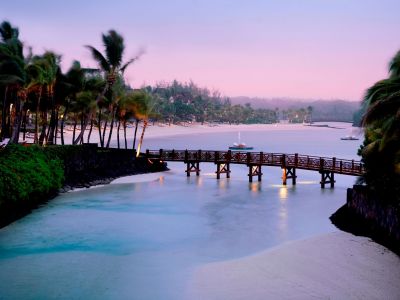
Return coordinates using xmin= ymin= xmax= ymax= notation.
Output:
xmin=187 ymin=231 xmax=400 ymax=300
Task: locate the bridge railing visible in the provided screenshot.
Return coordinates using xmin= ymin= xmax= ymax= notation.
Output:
xmin=146 ymin=149 xmax=364 ymax=176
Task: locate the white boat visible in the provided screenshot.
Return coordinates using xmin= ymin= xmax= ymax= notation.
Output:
xmin=340 ymin=135 xmax=359 ymax=141
xmin=229 ymin=132 xmax=254 ymax=150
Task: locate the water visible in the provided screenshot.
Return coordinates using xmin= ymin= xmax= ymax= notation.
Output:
xmin=0 ymin=123 xmax=362 ymax=299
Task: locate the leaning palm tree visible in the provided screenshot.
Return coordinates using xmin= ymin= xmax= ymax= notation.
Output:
xmin=359 ymin=50 xmax=400 ymax=198
xmin=74 ymin=29 xmax=141 ymax=145
xmin=134 ymin=90 xmax=155 ymax=157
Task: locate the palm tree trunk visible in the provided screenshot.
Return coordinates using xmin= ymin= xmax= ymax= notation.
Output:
xmin=98 ymin=109 xmax=103 ymax=147
xmin=1 ymin=86 xmax=9 ymax=141
xmin=74 ymin=84 xmax=108 ymax=145
xmin=54 ymin=108 xmax=59 ymax=145
xmin=123 ymin=121 xmax=127 ymax=149
xmin=39 ymin=111 xmax=48 ymax=145
xmin=102 ymin=116 xmax=108 ymax=148
xmin=136 ymin=119 xmax=148 ymax=157
xmin=34 ymin=88 xmax=42 ymax=144
xmin=80 ymin=114 xmax=84 ymax=144
xmin=106 ymin=107 xmax=117 ymax=148
xmin=87 ymin=118 xmax=94 ymax=143
xmin=22 ymin=109 xmax=27 ymax=141
xmin=47 ymin=88 xmax=56 ymax=144
xmin=60 ymin=100 xmax=69 ymax=145
xmin=72 ymin=116 xmax=77 ymax=144
xmin=133 ymin=119 xmax=139 ymax=150
xmin=117 ymin=119 xmax=121 ymax=149
xmin=10 ymin=96 xmax=23 ymax=144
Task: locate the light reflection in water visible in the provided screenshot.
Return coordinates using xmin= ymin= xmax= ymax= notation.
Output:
xmin=279 ymin=187 xmax=288 ymax=200
xmin=217 ymin=179 xmax=230 ymax=190
xmin=249 ymin=182 xmax=261 ymax=193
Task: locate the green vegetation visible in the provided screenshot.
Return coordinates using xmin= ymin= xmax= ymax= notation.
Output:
xmin=358 ymin=50 xmax=400 ymax=202
xmin=148 ymin=80 xmax=278 ymax=125
xmin=0 ymin=144 xmax=64 ymax=208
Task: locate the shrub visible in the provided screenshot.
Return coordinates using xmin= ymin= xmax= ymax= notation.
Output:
xmin=0 ymin=144 xmax=64 ymax=208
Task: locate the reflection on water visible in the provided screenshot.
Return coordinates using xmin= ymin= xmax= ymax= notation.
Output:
xmin=0 ymin=123 xmax=361 ymax=299
xmin=279 ymin=186 xmax=288 ymax=199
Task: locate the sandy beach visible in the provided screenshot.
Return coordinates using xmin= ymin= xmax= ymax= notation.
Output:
xmin=187 ymin=231 xmax=400 ymax=300
xmin=51 ymin=121 xmax=358 ymax=146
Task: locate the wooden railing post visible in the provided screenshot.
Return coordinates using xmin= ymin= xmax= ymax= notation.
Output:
xmin=320 ymin=158 xmax=324 ymax=171
xmin=198 ymin=149 xmax=202 ymax=161
xmin=159 ymin=149 xmax=163 ymax=159
xmin=281 ymin=154 xmax=286 ymax=168
xmin=352 ymin=159 xmax=355 ymax=172
xmin=332 ymin=157 xmax=336 ymax=171
xmin=215 ymin=151 xmax=220 ymax=163
xmin=260 ymin=152 xmax=263 ymax=164
xmin=172 ymin=149 xmax=175 ymax=160
xmin=247 ymin=152 xmax=251 ymax=165
xmin=184 ymin=149 xmax=189 ymax=162
xmin=146 ymin=149 xmax=149 ymax=158
xmin=295 ymin=153 xmax=298 ymax=168
xmin=340 ymin=160 xmax=343 ymax=173
xmin=227 ymin=150 xmax=232 ymax=162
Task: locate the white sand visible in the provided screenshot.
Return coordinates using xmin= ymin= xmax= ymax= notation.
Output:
xmin=110 ymin=172 xmax=165 ymax=184
xmin=187 ymin=231 xmax=400 ymax=300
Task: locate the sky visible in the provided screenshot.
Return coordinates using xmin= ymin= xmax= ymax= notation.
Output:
xmin=1 ymin=0 xmax=400 ymax=101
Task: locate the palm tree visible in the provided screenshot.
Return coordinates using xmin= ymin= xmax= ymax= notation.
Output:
xmin=0 ymin=21 xmax=23 ymax=142
xmin=359 ymin=50 xmax=400 ymax=197
xmin=134 ymin=90 xmax=155 ymax=157
xmin=74 ymin=29 xmax=141 ymax=145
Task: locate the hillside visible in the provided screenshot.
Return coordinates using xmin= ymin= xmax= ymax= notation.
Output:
xmin=230 ymin=97 xmax=361 ymax=122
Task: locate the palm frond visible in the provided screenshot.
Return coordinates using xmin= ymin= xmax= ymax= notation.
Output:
xmin=363 ymin=95 xmax=400 ymax=126
xmin=85 ymin=45 xmax=110 ymax=72
xmin=389 ymin=50 xmax=400 ymax=79
xmin=102 ymin=30 xmax=124 ymax=68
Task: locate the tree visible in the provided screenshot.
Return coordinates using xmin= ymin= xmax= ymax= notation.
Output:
xmin=75 ymin=29 xmax=140 ymax=146
xmin=359 ymin=50 xmax=400 ymax=201
xmin=133 ymin=90 xmax=155 ymax=156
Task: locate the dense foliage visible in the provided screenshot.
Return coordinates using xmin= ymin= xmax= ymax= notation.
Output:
xmin=0 ymin=144 xmax=64 ymax=207
xmin=358 ymin=50 xmax=400 ymax=203
xmin=148 ymin=81 xmax=278 ymax=125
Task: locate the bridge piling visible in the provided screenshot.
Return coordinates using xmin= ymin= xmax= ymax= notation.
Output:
xmin=248 ymin=165 xmax=262 ymax=182
xmin=216 ymin=163 xmax=230 ymax=179
xmin=282 ymin=167 xmax=297 ymax=185
xmin=320 ymin=171 xmax=335 ymax=188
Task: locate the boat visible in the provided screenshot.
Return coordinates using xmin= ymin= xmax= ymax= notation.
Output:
xmin=229 ymin=132 xmax=254 ymax=150
xmin=340 ymin=135 xmax=359 ymax=141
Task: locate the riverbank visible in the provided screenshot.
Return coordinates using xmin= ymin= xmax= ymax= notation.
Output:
xmin=0 ymin=144 xmax=168 ymax=228
xmin=187 ymin=231 xmax=400 ymax=299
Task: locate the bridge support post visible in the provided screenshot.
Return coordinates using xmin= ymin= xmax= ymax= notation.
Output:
xmin=282 ymin=167 xmax=297 ymax=185
xmin=216 ymin=163 xmax=230 ymax=179
xmin=248 ymin=165 xmax=262 ymax=182
xmin=186 ymin=161 xmax=200 ymax=177
xmin=320 ymin=171 xmax=335 ymax=188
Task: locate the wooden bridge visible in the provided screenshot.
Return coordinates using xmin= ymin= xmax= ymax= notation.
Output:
xmin=145 ymin=149 xmax=364 ymax=188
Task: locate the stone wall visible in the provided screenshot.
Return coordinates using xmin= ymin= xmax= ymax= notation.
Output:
xmin=346 ymin=185 xmax=400 ymax=248
xmin=60 ymin=144 xmax=168 ymax=189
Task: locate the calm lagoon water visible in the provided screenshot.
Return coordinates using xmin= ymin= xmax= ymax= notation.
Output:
xmin=0 ymin=123 xmax=362 ymax=299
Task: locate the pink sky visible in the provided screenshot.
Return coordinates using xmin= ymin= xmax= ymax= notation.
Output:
xmin=2 ymin=0 xmax=399 ymax=101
